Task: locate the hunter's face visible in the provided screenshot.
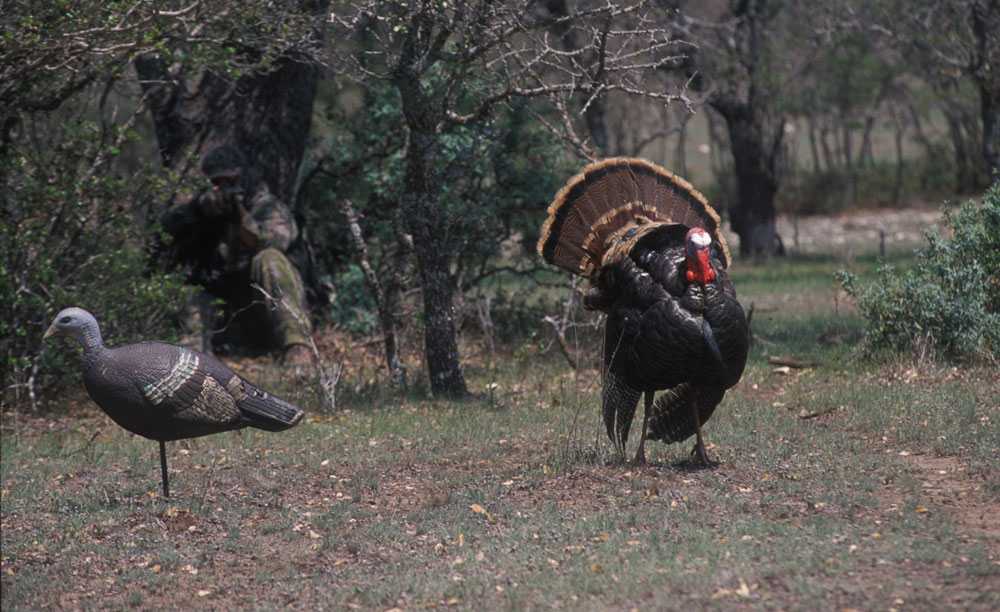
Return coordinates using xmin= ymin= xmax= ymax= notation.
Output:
xmin=211 ymin=174 xmax=238 ymax=188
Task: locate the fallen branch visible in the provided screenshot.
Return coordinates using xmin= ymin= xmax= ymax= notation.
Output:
xmin=767 ymin=356 xmax=820 ymax=369
xmin=799 ymin=406 xmax=837 ymax=420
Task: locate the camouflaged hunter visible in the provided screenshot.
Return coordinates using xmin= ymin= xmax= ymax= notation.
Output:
xmin=160 ymin=146 xmax=313 ymax=365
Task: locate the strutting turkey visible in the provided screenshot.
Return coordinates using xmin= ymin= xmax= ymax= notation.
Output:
xmin=538 ymin=158 xmax=749 ymax=465
xmin=44 ymin=307 xmax=304 ymax=497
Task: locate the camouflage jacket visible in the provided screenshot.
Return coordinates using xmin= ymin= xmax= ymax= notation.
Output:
xmin=239 ymin=185 xmax=297 ymax=253
xmin=160 ymin=184 xmax=298 ymax=284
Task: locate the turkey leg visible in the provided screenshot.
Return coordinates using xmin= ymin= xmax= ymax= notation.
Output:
xmin=159 ymin=440 xmax=170 ymax=498
xmin=690 ymin=388 xmax=714 ymax=466
xmin=633 ymin=391 xmax=654 ymax=465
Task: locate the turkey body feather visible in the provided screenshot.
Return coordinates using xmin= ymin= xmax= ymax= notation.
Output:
xmin=606 ymin=257 xmax=746 ymax=391
xmin=45 ymin=307 xmax=303 ymax=497
xmin=538 ymin=158 xmax=749 ymax=464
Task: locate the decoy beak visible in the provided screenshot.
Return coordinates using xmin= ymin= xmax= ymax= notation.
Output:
xmin=43 ymin=324 xmax=60 ymax=341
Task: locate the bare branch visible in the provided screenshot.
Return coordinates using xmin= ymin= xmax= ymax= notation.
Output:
xmin=340 ymin=199 xmax=408 ymax=388
xmin=252 ymin=283 xmax=341 ymax=411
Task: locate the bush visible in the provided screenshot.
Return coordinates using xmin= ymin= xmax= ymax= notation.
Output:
xmin=302 ymin=87 xmax=577 ymax=346
xmin=328 ymin=264 xmax=378 ymax=336
xmin=2 ymin=119 xmax=194 ymax=410
xmin=837 ymin=180 xmax=1000 ymax=365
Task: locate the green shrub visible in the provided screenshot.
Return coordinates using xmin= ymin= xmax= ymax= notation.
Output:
xmin=303 ymin=86 xmax=576 ymax=346
xmin=2 ymin=125 xmax=194 ymax=410
xmin=328 ymin=264 xmax=378 ymax=336
xmin=837 ymin=180 xmax=1000 ymax=364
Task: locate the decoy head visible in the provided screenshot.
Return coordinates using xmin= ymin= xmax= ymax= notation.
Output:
xmin=44 ymin=307 xmax=101 ymax=347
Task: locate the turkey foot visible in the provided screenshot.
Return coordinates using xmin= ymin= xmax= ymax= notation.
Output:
xmin=689 ymin=440 xmax=717 ymax=467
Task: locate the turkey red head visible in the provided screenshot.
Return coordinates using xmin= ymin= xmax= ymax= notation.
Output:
xmin=685 ymin=227 xmax=716 ymax=284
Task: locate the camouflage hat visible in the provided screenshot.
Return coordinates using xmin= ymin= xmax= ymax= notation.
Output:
xmin=201 ymin=145 xmax=247 ymax=180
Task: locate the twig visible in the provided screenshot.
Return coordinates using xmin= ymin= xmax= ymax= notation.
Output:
xmin=27 ymin=357 xmax=40 ymax=416
xmin=251 ymin=283 xmax=341 ymax=411
xmin=476 ymin=295 xmax=496 ymax=360
xmin=543 ymin=315 xmax=576 ymax=369
xmin=746 ymin=302 xmax=775 ymax=346
xmin=63 ymin=430 xmax=101 ymax=457
xmin=799 ymin=406 xmax=837 ymax=420
xmin=340 ymin=199 xmax=407 ymax=388
xmin=197 ymin=451 xmax=220 ymax=514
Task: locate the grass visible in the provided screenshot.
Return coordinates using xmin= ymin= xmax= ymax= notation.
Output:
xmin=3 ymin=248 xmax=999 ymax=610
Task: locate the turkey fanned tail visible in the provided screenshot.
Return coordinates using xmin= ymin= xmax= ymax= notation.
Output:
xmin=537 ymin=157 xmax=730 ymax=282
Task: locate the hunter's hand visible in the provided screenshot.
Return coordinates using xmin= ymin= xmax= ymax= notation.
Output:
xmin=200 ymin=187 xmax=230 ymax=216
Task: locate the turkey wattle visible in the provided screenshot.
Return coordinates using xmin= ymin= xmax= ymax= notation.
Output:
xmin=538 ymin=158 xmax=749 ymax=465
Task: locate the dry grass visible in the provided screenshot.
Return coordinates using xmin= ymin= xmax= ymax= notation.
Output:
xmin=3 ymin=208 xmax=998 ymax=611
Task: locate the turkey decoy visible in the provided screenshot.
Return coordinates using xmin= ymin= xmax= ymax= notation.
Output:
xmin=44 ymin=307 xmax=304 ymax=497
xmin=538 ymin=158 xmax=749 ymax=465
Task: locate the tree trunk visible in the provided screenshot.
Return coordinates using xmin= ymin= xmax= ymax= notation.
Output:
xmin=944 ymin=107 xmax=973 ymax=192
xmin=820 ymin=121 xmax=835 ymax=173
xmin=706 ymin=112 xmax=728 ymax=178
xmin=400 ymin=169 xmax=470 ymax=397
xmin=712 ymin=103 xmax=781 ymax=258
xmin=971 ymin=0 xmax=1000 ymax=183
xmin=807 ymin=113 xmax=822 ymax=173
xmin=891 ymin=103 xmax=905 ymax=205
xmin=393 ymin=59 xmax=470 ymax=398
xmin=860 ymin=112 xmax=876 ymax=168
xmin=842 ymin=118 xmax=855 ymax=206
xmin=136 ymin=54 xmax=319 ymax=202
xmin=979 ymin=85 xmax=1000 ymax=182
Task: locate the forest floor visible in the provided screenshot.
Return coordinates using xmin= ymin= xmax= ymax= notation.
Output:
xmin=3 ymin=204 xmax=998 ymax=611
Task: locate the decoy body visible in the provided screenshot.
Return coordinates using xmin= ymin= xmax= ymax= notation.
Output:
xmin=44 ymin=307 xmax=304 ymax=497
xmin=538 ymin=158 xmax=749 ymax=465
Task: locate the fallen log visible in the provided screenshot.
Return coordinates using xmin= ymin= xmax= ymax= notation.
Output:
xmin=767 ymin=355 xmax=820 ymax=369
